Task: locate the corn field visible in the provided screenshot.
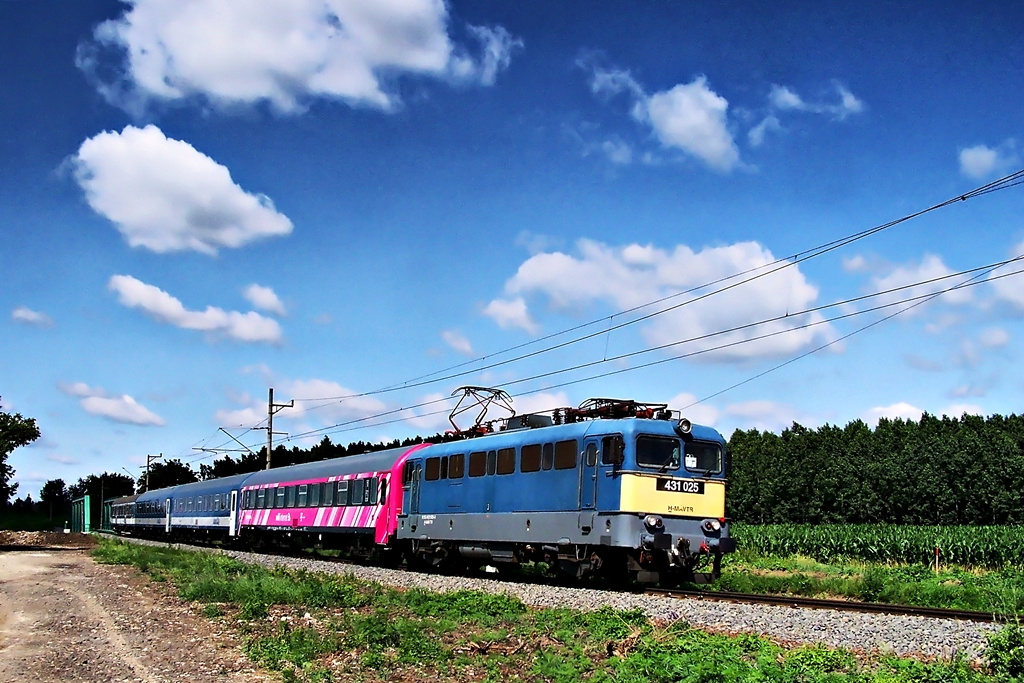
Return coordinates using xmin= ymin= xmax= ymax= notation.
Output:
xmin=732 ymin=523 xmax=1024 ymax=568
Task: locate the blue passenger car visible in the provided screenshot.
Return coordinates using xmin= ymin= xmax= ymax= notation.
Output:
xmin=167 ymin=474 xmax=248 ymax=540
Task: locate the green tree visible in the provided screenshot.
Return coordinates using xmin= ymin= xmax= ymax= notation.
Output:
xmin=0 ymin=399 xmax=41 ymax=506
xmin=143 ymin=458 xmax=197 ymax=490
xmin=40 ymin=478 xmax=70 ymax=520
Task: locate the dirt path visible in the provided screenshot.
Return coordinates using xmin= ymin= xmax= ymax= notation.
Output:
xmin=0 ymin=533 xmax=275 ymax=683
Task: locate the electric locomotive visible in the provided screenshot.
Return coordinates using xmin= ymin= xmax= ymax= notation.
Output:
xmin=398 ymin=394 xmax=734 ymax=584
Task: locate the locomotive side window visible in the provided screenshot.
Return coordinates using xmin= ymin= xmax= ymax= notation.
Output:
xmin=425 ymin=457 xmax=441 ymax=481
xmin=585 ymin=442 xmax=598 ymax=467
xmin=684 ymin=440 xmax=723 ymax=474
xmin=601 ymin=435 xmax=624 ymax=465
xmin=496 ymin=448 xmax=516 ymax=475
xmin=554 ymin=440 xmax=578 ymax=470
xmin=469 ymin=451 xmax=486 ymax=477
xmin=449 ymin=453 xmax=465 ymax=478
xmin=486 ymin=450 xmax=497 ymax=476
xmin=637 ymin=436 xmax=681 ymax=470
xmin=440 ymin=456 xmax=449 ymax=480
xmin=542 ymin=443 xmax=554 ymax=470
xmin=520 ymin=444 xmax=541 ymax=472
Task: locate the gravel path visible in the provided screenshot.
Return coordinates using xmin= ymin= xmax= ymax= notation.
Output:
xmin=125 ymin=536 xmax=1001 ymax=662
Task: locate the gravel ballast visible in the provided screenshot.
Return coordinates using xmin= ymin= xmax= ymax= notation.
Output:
xmin=122 ymin=536 xmax=1002 ymax=662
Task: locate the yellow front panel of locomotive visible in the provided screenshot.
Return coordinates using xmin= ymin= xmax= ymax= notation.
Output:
xmin=619 ymin=473 xmax=725 ymax=518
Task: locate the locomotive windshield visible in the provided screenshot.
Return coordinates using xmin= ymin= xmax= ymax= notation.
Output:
xmin=683 ymin=440 xmax=722 ymax=474
xmin=637 ymin=436 xmax=722 ymax=474
xmin=636 ymin=436 xmax=681 ymax=470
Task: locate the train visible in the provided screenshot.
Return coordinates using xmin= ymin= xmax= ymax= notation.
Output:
xmin=109 ymin=396 xmax=735 ymax=584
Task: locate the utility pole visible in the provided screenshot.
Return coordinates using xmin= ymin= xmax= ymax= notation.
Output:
xmin=145 ymin=453 xmax=162 ymax=491
xmin=263 ymin=388 xmax=293 ymax=470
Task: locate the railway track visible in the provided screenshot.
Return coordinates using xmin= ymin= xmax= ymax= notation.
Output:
xmin=645 ymin=587 xmax=1008 ymax=623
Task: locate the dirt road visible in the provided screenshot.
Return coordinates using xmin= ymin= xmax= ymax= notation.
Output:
xmin=0 ymin=533 xmax=273 ymax=682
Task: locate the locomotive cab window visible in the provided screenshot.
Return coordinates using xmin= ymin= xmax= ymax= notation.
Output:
xmin=683 ymin=440 xmax=723 ymax=474
xmin=636 ymin=436 xmax=681 ymax=471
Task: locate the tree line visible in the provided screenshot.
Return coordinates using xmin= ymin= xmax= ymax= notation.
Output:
xmin=726 ymin=412 xmax=1024 ymax=526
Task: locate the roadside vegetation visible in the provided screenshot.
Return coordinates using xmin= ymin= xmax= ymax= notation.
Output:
xmin=93 ymin=538 xmax=1022 ymax=682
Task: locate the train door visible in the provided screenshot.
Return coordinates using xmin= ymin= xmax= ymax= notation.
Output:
xmin=229 ymin=491 xmax=238 ymax=537
xmin=401 ymin=460 xmax=422 ymax=516
xmin=164 ymin=498 xmax=172 ymax=533
xmin=579 ymin=439 xmax=599 ymax=510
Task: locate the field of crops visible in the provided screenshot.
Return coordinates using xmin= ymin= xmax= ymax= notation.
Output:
xmin=732 ymin=523 xmax=1024 ymax=568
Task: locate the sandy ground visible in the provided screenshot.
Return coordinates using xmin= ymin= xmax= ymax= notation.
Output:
xmin=0 ymin=532 xmax=275 ymax=683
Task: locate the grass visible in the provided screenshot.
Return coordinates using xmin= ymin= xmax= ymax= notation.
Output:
xmin=705 ymin=549 xmax=1024 ymax=615
xmin=92 ymin=538 xmax=1011 ymax=682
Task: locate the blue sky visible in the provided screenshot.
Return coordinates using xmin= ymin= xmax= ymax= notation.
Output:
xmin=3 ymin=1 xmax=1024 ymax=498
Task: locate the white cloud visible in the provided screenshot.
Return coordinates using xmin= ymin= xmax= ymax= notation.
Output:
xmin=723 ymin=400 xmax=807 ymax=433
xmin=73 ymin=125 xmax=292 ymax=255
xmin=667 ymin=392 xmax=720 ymax=427
xmin=215 ymin=377 xmax=390 ymax=431
xmin=637 ymin=77 xmax=740 ymax=172
xmin=868 ymin=254 xmax=973 ymax=312
xmin=243 ymin=284 xmax=287 ymax=316
xmin=580 ymin=62 xmax=740 ymax=172
xmin=441 ymin=330 xmax=474 ymax=356
xmin=46 ymin=454 xmax=81 ymax=465
xmin=78 ymin=0 xmax=519 ymax=114
xmin=109 ymin=274 xmax=283 ymax=344
xmin=841 ymin=255 xmax=870 ymax=273
xmin=979 ymin=327 xmax=1010 ymax=348
xmin=768 ymin=82 xmax=864 ymax=120
xmin=943 ymin=403 xmax=983 ymax=418
xmin=748 ymin=115 xmax=782 ymax=147
xmin=483 ymin=297 xmax=539 ymax=335
xmin=990 ymin=239 xmax=1024 ymax=309
xmin=489 ymin=238 xmax=834 ymax=363
xmin=11 ymin=307 xmax=53 ymax=328
xmin=601 ymin=139 xmax=633 ymax=165
xmin=959 ymin=141 xmax=1018 ymax=179
xmin=863 ymin=402 xmax=923 ymax=426
xmin=59 ymin=382 xmax=165 ymax=426
xmin=510 ymin=391 xmax=571 ymax=417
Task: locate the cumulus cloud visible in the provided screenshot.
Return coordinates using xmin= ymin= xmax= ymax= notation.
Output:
xmin=747 ymin=114 xmax=782 ymax=148
xmin=72 ymin=125 xmax=292 ymax=254
xmin=866 ymin=254 xmax=973 ymax=312
xmin=77 ymin=0 xmax=519 ymax=114
xmin=959 ymin=141 xmax=1018 ymax=179
xmin=579 ymin=61 xmax=740 ymax=172
xmin=667 ymin=392 xmax=720 ymax=427
xmin=11 ymin=306 xmax=54 ymax=328
xmin=863 ymin=402 xmax=923 ymax=426
xmin=441 ymin=330 xmax=474 ymax=356
xmin=483 ymin=297 xmax=539 ymax=335
xmin=486 ymin=238 xmax=834 ymax=363
xmin=59 ymin=382 xmax=165 ymax=426
xmin=109 ymin=274 xmax=283 ymax=344
xmin=768 ymin=82 xmax=864 ymax=120
xmin=979 ymin=327 xmax=1010 ymax=349
xmin=243 ymin=284 xmax=287 ymax=316
xmin=638 ymin=77 xmax=741 ymax=172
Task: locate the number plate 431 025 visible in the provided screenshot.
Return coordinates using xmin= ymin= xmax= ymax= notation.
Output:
xmin=656 ymin=478 xmax=705 ymax=494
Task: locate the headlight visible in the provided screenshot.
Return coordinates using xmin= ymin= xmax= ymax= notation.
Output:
xmin=644 ymin=514 xmax=664 ymax=531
